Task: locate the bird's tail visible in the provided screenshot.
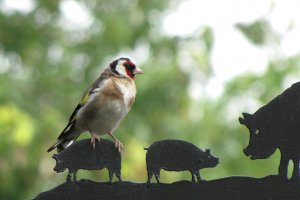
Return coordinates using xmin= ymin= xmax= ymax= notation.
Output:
xmin=47 ymin=124 xmax=80 ymax=152
xmin=47 ymin=132 xmax=80 ymax=152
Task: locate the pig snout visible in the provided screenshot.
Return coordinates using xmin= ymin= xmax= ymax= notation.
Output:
xmin=243 ymin=148 xmax=250 ymax=157
xmin=53 ymin=166 xmax=59 ymax=172
xmin=212 ymin=157 xmax=219 ymax=167
xmin=53 ymin=164 xmax=65 ymax=173
xmin=243 ymin=148 xmax=257 ymax=159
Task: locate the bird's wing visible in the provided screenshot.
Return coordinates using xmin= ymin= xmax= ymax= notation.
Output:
xmin=57 ymin=68 xmax=116 ymax=140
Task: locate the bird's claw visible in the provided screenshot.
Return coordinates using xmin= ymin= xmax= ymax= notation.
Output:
xmin=91 ymin=134 xmax=100 ymax=149
xmin=115 ymin=140 xmax=123 ymax=152
xmin=107 ymin=132 xmax=123 ymax=152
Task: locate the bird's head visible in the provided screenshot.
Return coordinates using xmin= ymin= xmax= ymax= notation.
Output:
xmin=110 ymin=57 xmax=144 ymax=80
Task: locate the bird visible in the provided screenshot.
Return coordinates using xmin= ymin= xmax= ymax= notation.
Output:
xmin=47 ymin=57 xmax=143 ymax=153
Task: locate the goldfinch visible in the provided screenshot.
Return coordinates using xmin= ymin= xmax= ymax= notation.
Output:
xmin=47 ymin=58 xmax=143 ymax=153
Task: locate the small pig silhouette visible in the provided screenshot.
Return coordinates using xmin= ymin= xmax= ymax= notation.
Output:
xmin=145 ymin=139 xmax=219 ymax=183
xmin=52 ymin=139 xmax=122 ymax=182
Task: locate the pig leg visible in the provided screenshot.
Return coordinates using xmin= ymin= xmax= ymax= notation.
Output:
xmin=73 ymin=171 xmax=77 ymax=182
xmin=115 ymin=170 xmax=122 ymax=183
xmin=154 ymin=170 xmax=161 ymax=183
xmin=107 ymin=132 xmax=123 ymax=152
xmin=278 ymin=153 xmax=289 ymax=179
xmin=66 ymin=173 xmax=72 ymax=182
xmin=147 ymin=171 xmax=153 ymax=183
xmin=190 ymin=171 xmax=195 ymax=182
xmin=195 ymin=171 xmax=201 ymax=182
xmin=108 ymin=169 xmax=113 ymax=183
xmin=292 ymin=157 xmax=299 ymax=180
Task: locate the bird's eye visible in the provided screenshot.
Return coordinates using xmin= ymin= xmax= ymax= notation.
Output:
xmin=254 ymin=129 xmax=259 ymax=135
xmin=124 ymin=62 xmax=135 ymax=70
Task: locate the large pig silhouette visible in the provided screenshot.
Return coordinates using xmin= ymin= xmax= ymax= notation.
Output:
xmin=239 ymin=82 xmax=300 ymax=180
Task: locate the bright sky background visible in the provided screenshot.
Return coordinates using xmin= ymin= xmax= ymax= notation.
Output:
xmin=1 ymin=0 xmax=300 ymax=99
xmin=163 ymin=0 xmax=300 ymax=100
xmin=163 ymin=0 xmax=300 ymax=81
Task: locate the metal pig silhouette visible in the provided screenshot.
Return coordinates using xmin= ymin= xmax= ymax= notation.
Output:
xmin=53 ymin=139 xmax=122 ymax=182
xmin=145 ymin=139 xmax=219 ymax=183
xmin=239 ymin=82 xmax=300 ymax=180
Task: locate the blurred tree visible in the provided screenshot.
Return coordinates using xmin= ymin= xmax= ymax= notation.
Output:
xmin=0 ymin=0 xmax=299 ymax=199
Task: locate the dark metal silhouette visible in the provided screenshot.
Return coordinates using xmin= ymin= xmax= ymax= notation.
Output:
xmin=239 ymin=82 xmax=300 ymax=180
xmin=33 ymin=176 xmax=300 ymax=200
xmin=53 ymin=139 xmax=122 ymax=182
xmin=145 ymin=139 xmax=219 ymax=183
xmin=34 ymin=82 xmax=300 ymax=199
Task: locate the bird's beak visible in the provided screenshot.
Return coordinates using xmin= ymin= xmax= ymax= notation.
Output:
xmin=133 ymin=67 xmax=144 ymax=75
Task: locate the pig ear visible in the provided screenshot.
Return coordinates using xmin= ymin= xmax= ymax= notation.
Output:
xmin=242 ymin=112 xmax=252 ymax=120
xmin=239 ymin=112 xmax=252 ymax=125
xmin=52 ymin=154 xmax=58 ymax=160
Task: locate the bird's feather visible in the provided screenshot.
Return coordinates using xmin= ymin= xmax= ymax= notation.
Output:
xmin=47 ymin=68 xmax=124 ymax=152
xmin=47 ymin=60 xmax=141 ymax=153
xmin=56 ymin=68 xmax=120 ymax=140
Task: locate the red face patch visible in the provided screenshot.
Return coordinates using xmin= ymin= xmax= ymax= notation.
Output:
xmin=125 ymin=68 xmax=135 ymax=79
xmin=124 ymin=61 xmax=136 ymax=79
xmin=127 ymin=60 xmax=135 ymax=66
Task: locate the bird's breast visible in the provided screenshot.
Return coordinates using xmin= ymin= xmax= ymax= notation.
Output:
xmin=115 ymin=80 xmax=136 ymax=109
xmin=76 ymin=78 xmax=136 ymax=134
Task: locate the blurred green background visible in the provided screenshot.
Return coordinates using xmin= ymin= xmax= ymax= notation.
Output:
xmin=1 ymin=0 xmax=300 ymax=199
